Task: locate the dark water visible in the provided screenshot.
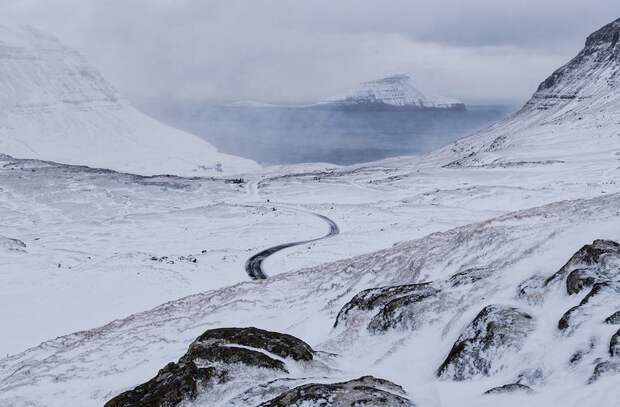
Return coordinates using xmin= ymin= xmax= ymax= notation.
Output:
xmin=148 ymin=104 xmax=515 ymax=165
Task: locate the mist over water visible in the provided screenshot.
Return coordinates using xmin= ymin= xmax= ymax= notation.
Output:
xmin=145 ymin=103 xmax=515 ymax=165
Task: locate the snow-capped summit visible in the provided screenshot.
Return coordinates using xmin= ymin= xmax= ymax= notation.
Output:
xmin=520 ymin=17 xmax=620 ymax=118
xmin=316 ymin=74 xmax=466 ymax=111
xmin=0 ymin=25 xmax=259 ymax=176
xmin=432 ymin=18 xmax=620 ymax=168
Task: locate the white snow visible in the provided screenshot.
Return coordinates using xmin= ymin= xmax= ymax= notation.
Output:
xmin=0 ymin=25 xmax=259 ymax=176
xmin=2 ymin=18 xmax=620 ymax=407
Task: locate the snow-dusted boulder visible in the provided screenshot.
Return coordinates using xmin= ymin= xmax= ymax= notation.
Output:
xmin=104 ymin=327 xmax=315 ymax=407
xmin=333 ymin=282 xmax=443 ymax=333
xmin=436 ymin=305 xmax=536 ymax=380
xmin=257 ymin=376 xmax=414 ymax=407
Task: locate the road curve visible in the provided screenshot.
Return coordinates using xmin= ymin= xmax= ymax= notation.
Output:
xmin=245 ymin=212 xmax=339 ymax=280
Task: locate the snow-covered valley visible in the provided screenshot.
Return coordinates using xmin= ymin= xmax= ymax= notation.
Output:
xmin=1 ymin=16 xmax=620 ymax=407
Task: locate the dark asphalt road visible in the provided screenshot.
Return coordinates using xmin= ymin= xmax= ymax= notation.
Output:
xmin=245 ymin=212 xmax=339 ymax=280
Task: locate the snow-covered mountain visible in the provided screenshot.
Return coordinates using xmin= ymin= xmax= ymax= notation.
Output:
xmin=316 ymin=74 xmax=466 ymax=111
xmin=431 ymin=18 xmax=620 ymax=168
xmin=0 ymin=25 xmax=258 ymax=176
xmin=3 ymin=17 xmax=620 ymax=407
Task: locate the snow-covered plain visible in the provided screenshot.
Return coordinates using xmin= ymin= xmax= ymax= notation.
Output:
xmin=2 ymin=17 xmax=620 ymax=407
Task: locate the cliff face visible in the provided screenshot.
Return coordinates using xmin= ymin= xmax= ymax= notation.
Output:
xmin=0 ymin=25 xmax=258 ymax=176
xmin=429 ymin=18 xmax=620 ymax=168
xmin=521 ymin=18 xmax=620 ymax=115
xmin=317 ymin=74 xmax=466 ymax=111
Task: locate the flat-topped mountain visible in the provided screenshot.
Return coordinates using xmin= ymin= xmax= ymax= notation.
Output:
xmin=315 ymin=74 xmax=466 ymax=111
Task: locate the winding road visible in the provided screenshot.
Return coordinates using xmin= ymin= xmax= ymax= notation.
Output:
xmin=245 ymin=212 xmax=340 ymax=280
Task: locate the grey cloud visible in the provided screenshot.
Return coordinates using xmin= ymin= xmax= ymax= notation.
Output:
xmin=1 ymin=0 xmax=619 ymax=104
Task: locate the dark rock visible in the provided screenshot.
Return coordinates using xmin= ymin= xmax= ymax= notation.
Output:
xmin=448 ymin=267 xmax=493 ymax=287
xmin=610 ymin=329 xmax=620 ymax=357
xmin=545 ymin=240 xmax=620 ymax=287
xmin=437 ymin=305 xmax=535 ymax=380
xmin=104 ymin=362 xmax=225 ymax=407
xmin=183 ymin=343 xmax=287 ymax=372
xmin=192 ymin=327 xmax=314 ymax=362
xmin=589 ymin=360 xmax=620 ymax=383
xmin=105 ymin=327 xmax=314 ymax=407
xmin=558 ymin=283 xmax=618 ymax=333
xmin=334 ymin=283 xmax=441 ymax=333
xmin=367 ymin=286 xmax=442 ymax=333
xmin=566 ymin=268 xmax=600 ymax=295
xmin=256 ymin=376 xmax=414 ymax=407
xmin=605 ymin=311 xmax=620 ymax=324
xmin=484 ymin=383 xmax=534 ymax=395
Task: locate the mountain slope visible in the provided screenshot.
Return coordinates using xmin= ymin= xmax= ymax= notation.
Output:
xmin=3 ymin=17 xmax=620 ymax=407
xmin=316 ymin=74 xmax=465 ymax=111
xmin=429 ymin=18 xmax=620 ymax=168
xmin=0 ymin=25 xmax=258 ymax=176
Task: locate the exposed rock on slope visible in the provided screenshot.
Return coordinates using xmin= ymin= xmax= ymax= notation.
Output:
xmin=104 ymin=327 xmax=415 ymax=407
xmin=334 ymin=282 xmax=443 ymax=333
xmin=105 ymin=327 xmax=315 ymax=407
xmin=257 ymin=376 xmax=414 ymax=407
xmin=0 ymin=25 xmax=258 ymax=176
xmin=436 ymin=305 xmax=536 ymax=380
xmin=3 ymin=193 xmax=620 ymax=406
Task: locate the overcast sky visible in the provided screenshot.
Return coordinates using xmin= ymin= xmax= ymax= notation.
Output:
xmin=2 ymin=0 xmax=620 ymax=105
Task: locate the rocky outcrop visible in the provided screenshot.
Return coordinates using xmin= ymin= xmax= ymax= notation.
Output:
xmin=589 ymin=361 xmax=620 ymax=383
xmin=334 ymin=283 xmax=442 ymax=333
xmin=524 ymin=18 xmax=620 ymax=113
xmin=558 ymin=283 xmax=620 ymax=334
xmin=104 ymin=327 xmax=314 ymax=407
xmin=484 ymin=383 xmax=534 ymax=395
xmin=104 ymin=362 xmax=226 ymax=407
xmin=191 ymin=327 xmax=314 ymax=362
xmin=605 ymin=311 xmax=620 ymax=324
xmin=448 ymin=267 xmax=493 ymax=287
xmin=437 ymin=305 xmax=535 ymax=380
xmin=256 ymin=376 xmax=414 ymax=407
xmin=610 ymin=329 xmax=620 ymax=357
xmin=545 ymin=240 xmax=620 ymax=289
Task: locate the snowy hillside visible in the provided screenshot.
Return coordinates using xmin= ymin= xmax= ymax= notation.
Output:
xmin=2 ymin=17 xmax=620 ymax=407
xmin=0 ymin=25 xmax=258 ymax=176
xmin=430 ymin=18 xmax=620 ymax=168
xmin=316 ymin=74 xmax=466 ymax=111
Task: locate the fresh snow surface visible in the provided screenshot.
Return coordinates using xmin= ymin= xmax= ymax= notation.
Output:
xmin=0 ymin=25 xmax=258 ymax=176
xmin=2 ymin=18 xmax=620 ymax=407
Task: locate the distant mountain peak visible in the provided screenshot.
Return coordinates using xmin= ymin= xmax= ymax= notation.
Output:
xmin=431 ymin=17 xmax=620 ymax=168
xmin=522 ymin=18 xmax=620 ymax=115
xmin=317 ymin=73 xmax=465 ymax=111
